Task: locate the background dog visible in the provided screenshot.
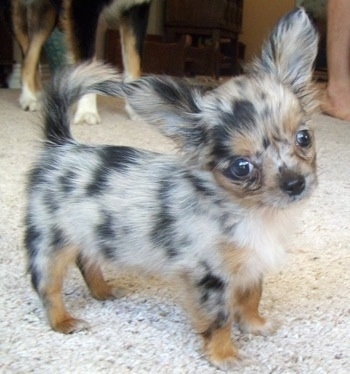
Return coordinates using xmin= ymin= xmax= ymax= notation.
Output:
xmin=7 ymin=0 xmax=152 ymax=123
xmin=25 ymin=8 xmax=318 ymax=370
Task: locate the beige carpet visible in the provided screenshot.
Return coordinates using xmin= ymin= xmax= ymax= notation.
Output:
xmin=1 ymin=88 xmax=350 ymax=373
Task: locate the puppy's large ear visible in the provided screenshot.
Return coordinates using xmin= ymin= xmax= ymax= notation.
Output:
xmin=122 ymin=77 xmax=208 ymax=155
xmin=248 ymin=8 xmax=318 ymax=97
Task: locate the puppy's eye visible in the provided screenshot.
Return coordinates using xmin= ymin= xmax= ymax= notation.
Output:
xmin=229 ymin=159 xmax=254 ymax=178
xmin=296 ymin=130 xmax=311 ymax=147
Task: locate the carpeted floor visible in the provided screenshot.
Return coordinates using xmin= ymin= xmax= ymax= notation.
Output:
xmin=0 ymin=87 xmax=349 ymax=373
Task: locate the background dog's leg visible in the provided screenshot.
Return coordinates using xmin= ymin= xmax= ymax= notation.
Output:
xmin=119 ymin=3 xmax=150 ymax=82
xmin=76 ymin=253 xmax=124 ymax=300
xmin=12 ymin=0 xmax=32 ymax=110
xmin=235 ymin=281 xmax=279 ymax=335
xmin=119 ymin=2 xmax=151 ymax=119
xmin=11 ymin=0 xmax=30 ymax=58
xmin=13 ymin=0 xmax=57 ymax=111
xmin=64 ymin=0 xmax=106 ymax=125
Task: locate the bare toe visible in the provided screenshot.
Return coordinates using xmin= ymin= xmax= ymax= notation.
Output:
xmin=321 ymin=91 xmax=350 ymax=122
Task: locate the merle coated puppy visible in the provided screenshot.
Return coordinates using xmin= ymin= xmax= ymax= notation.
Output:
xmin=25 ymin=8 xmax=318 ymax=370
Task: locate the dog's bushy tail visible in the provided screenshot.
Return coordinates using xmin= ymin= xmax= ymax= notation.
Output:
xmin=43 ymin=62 xmax=124 ymax=145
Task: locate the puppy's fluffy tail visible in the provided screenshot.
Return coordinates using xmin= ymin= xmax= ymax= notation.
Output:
xmin=43 ymin=62 xmax=124 ymax=145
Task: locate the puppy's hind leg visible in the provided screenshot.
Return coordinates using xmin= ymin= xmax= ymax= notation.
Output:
xmin=25 ymin=224 xmax=89 ymax=333
xmin=76 ymin=253 xmax=125 ymax=300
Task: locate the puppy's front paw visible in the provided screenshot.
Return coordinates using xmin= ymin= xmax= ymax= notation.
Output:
xmin=203 ymin=325 xmax=253 ymax=371
xmin=239 ymin=316 xmax=280 ymax=336
xmin=206 ymin=348 xmax=253 ymax=371
xmin=52 ymin=317 xmax=90 ymax=334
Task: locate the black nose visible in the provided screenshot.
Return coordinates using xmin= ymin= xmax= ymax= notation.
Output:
xmin=280 ymin=172 xmax=306 ymax=196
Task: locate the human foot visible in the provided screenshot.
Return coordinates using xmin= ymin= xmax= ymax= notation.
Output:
xmin=321 ymin=88 xmax=350 ymax=121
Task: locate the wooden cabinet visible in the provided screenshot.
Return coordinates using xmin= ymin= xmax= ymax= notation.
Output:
xmin=105 ymin=1 xmax=244 ymax=78
xmin=164 ymin=0 xmax=244 ymax=78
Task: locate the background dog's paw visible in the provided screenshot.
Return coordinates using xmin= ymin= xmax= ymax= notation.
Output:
xmin=73 ymin=111 xmax=101 ymax=125
xmin=19 ymin=91 xmax=40 ymax=112
xmin=239 ymin=316 xmax=280 ymax=336
xmin=52 ymin=318 xmax=90 ymax=334
xmin=74 ymin=93 xmax=100 ymax=125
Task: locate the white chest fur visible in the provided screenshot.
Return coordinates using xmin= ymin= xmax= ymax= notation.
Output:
xmin=231 ymin=207 xmax=296 ymax=288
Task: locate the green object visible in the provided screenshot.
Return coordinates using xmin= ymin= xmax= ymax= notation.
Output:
xmin=44 ymin=28 xmax=68 ymax=72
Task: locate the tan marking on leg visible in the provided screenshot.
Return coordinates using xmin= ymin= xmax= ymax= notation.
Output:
xmin=41 ymin=247 xmax=89 ymax=334
xmin=235 ymin=281 xmax=279 ymax=335
xmin=76 ymin=255 xmax=117 ymax=300
xmin=11 ymin=0 xmax=30 ymax=54
xmin=187 ymin=306 xmax=241 ymax=369
xmin=119 ymin=17 xmax=141 ymax=81
xmin=220 ymin=242 xmax=247 ymax=274
xmin=62 ymin=0 xmax=80 ymax=61
xmin=179 ymin=274 xmax=242 ymax=369
xmin=13 ymin=0 xmax=57 ymax=110
xmin=203 ymin=324 xmax=240 ymax=368
xmin=236 ymin=281 xmax=264 ymax=325
xmin=21 ymin=38 xmax=43 ymax=96
xmin=22 ymin=4 xmax=57 ymax=94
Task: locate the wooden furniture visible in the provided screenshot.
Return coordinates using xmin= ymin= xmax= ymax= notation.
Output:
xmin=0 ymin=6 xmax=13 ymax=87
xmin=104 ymin=31 xmax=186 ymax=76
xmin=164 ymin=0 xmax=244 ymax=78
xmin=104 ymin=0 xmax=244 ymax=78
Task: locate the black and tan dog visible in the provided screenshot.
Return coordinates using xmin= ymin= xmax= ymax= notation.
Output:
xmin=25 ymin=8 xmax=319 ymax=370
xmin=7 ymin=0 xmax=151 ymax=123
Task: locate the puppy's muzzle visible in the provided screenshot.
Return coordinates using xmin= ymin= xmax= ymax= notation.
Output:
xmin=280 ymin=171 xmax=306 ymax=196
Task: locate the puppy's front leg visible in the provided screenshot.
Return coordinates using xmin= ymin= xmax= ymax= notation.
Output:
xmin=235 ymin=281 xmax=279 ymax=336
xmin=201 ymin=322 xmax=241 ymax=370
xmin=182 ymin=274 xmax=244 ymax=370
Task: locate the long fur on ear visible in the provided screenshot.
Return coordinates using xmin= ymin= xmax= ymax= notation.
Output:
xmin=122 ymin=77 xmax=209 ymax=154
xmin=120 ymin=8 xmax=318 ymax=141
xmin=247 ymin=8 xmax=318 ymax=101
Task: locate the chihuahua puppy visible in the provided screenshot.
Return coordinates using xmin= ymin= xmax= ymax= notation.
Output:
xmin=25 ymin=8 xmax=318 ymax=370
